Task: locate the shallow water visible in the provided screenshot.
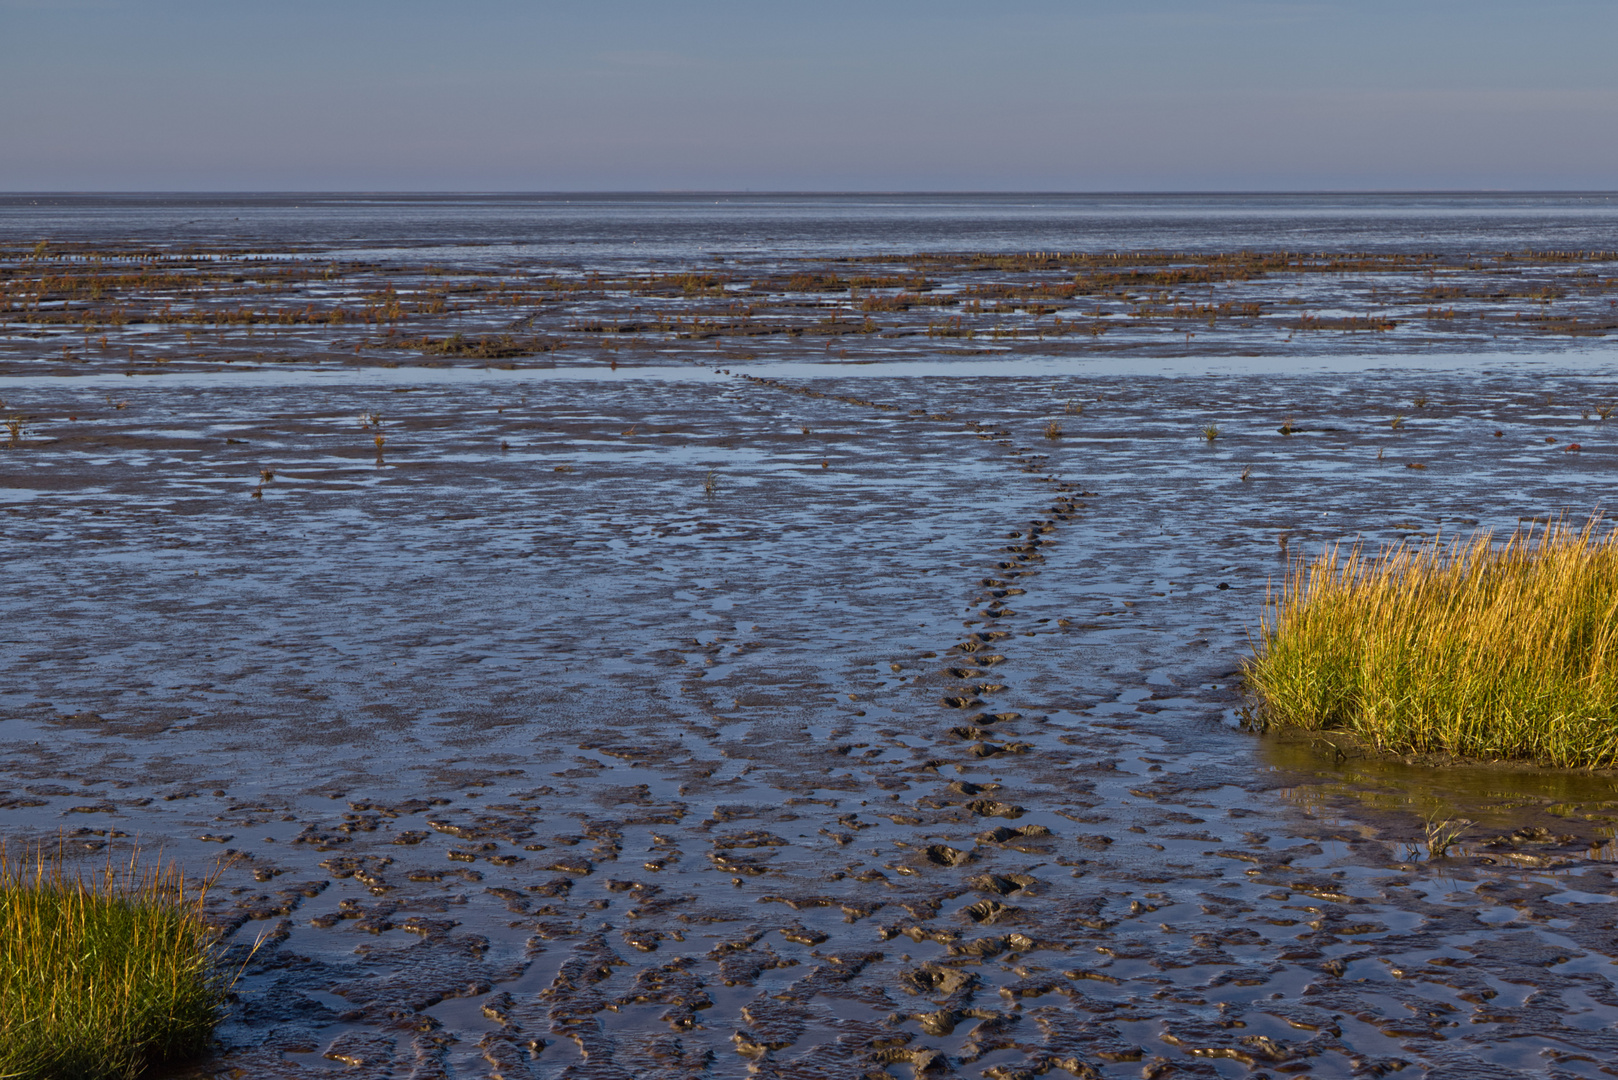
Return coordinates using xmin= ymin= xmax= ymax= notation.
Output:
xmin=3 ymin=196 xmax=1618 ymax=1079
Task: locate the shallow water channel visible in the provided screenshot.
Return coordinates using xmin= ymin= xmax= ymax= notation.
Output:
xmin=3 ymin=341 xmax=1618 ymax=1079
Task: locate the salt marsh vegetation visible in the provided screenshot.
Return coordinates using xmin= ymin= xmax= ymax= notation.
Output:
xmin=1246 ymin=518 xmax=1618 ymax=768
xmin=0 ymin=846 xmax=231 ymax=1080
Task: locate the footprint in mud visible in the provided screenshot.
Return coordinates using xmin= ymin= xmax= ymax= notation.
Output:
xmin=967 ymin=871 xmax=1041 ymax=896
xmin=922 ymin=844 xmax=974 ymax=867
xmin=964 ymin=799 xmax=1027 ymax=820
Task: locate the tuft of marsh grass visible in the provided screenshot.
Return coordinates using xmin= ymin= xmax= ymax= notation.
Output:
xmin=0 ymin=844 xmax=233 ymax=1080
xmin=1202 ymin=423 xmax=1219 ymax=442
xmin=1244 ymin=518 xmax=1618 ymax=768
xmin=1423 ymin=814 xmax=1471 ymax=859
xmin=704 ymin=469 xmax=719 ymax=497
xmin=1043 ymin=420 xmax=1063 ymax=440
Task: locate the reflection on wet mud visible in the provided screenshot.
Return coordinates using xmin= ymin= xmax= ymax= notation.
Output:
xmin=1266 ymin=735 xmax=1618 ymax=868
xmin=4 ymin=238 xmax=1618 ymax=1077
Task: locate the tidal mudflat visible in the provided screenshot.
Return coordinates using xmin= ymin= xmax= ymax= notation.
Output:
xmin=4 ymin=209 xmax=1618 ymax=1078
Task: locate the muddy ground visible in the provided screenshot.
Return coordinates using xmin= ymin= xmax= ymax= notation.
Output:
xmin=4 ymin=249 xmax=1618 ymax=1078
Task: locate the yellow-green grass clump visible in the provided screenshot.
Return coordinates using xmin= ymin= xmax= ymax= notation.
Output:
xmin=0 ymin=845 xmax=228 ymax=1080
xmin=1244 ymin=518 xmax=1618 ymax=768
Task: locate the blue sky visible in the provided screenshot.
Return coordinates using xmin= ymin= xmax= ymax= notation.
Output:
xmin=2 ymin=0 xmax=1614 ymax=191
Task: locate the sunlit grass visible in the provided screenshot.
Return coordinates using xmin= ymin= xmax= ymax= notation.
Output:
xmin=1244 ymin=517 xmax=1618 ymax=768
xmin=0 ymin=844 xmax=230 ymax=1080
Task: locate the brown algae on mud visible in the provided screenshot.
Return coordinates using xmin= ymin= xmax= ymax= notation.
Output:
xmin=6 ymin=243 xmax=1618 ymax=377
xmin=6 ymin=244 xmax=1618 ymax=1075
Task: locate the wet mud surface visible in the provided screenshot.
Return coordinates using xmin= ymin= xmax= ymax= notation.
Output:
xmin=5 ymin=240 xmax=1618 ymax=1078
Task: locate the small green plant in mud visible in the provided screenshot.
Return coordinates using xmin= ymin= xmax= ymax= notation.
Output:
xmin=1064 ymin=398 xmax=1084 ymax=416
xmin=1423 ymin=814 xmax=1471 ymax=859
xmin=1389 ymin=414 xmax=1406 ymax=430
xmin=1202 ymin=423 xmax=1219 ymax=442
xmin=703 ymin=469 xmax=719 ymax=497
xmin=4 ymin=414 xmax=25 ymax=448
xmin=0 ymin=845 xmax=235 ymax=1080
xmin=1044 ymin=420 xmax=1063 ymax=440
xmin=1598 ymin=402 xmax=1615 ymax=422
xmin=1244 ymin=517 xmax=1618 ymax=768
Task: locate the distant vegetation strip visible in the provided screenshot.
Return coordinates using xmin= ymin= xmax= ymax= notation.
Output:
xmin=2 ymin=245 xmax=1617 ymax=367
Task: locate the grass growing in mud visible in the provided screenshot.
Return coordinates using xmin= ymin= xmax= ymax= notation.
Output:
xmin=1245 ymin=518 xmax=1618 ymax=768
xmin=0 ymin=845 xmax=229 ymax=1080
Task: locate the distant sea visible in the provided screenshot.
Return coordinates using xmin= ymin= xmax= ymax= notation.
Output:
xmin=3 ymin=192 xmax=1617 ymax=264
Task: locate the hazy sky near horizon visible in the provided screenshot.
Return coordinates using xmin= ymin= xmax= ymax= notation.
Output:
xmin=2 ymin=0 xmax=1615 ymax=192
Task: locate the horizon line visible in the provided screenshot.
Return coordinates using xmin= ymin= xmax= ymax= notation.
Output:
xmin=4 ymin=188 xmax=1618 ymax=199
